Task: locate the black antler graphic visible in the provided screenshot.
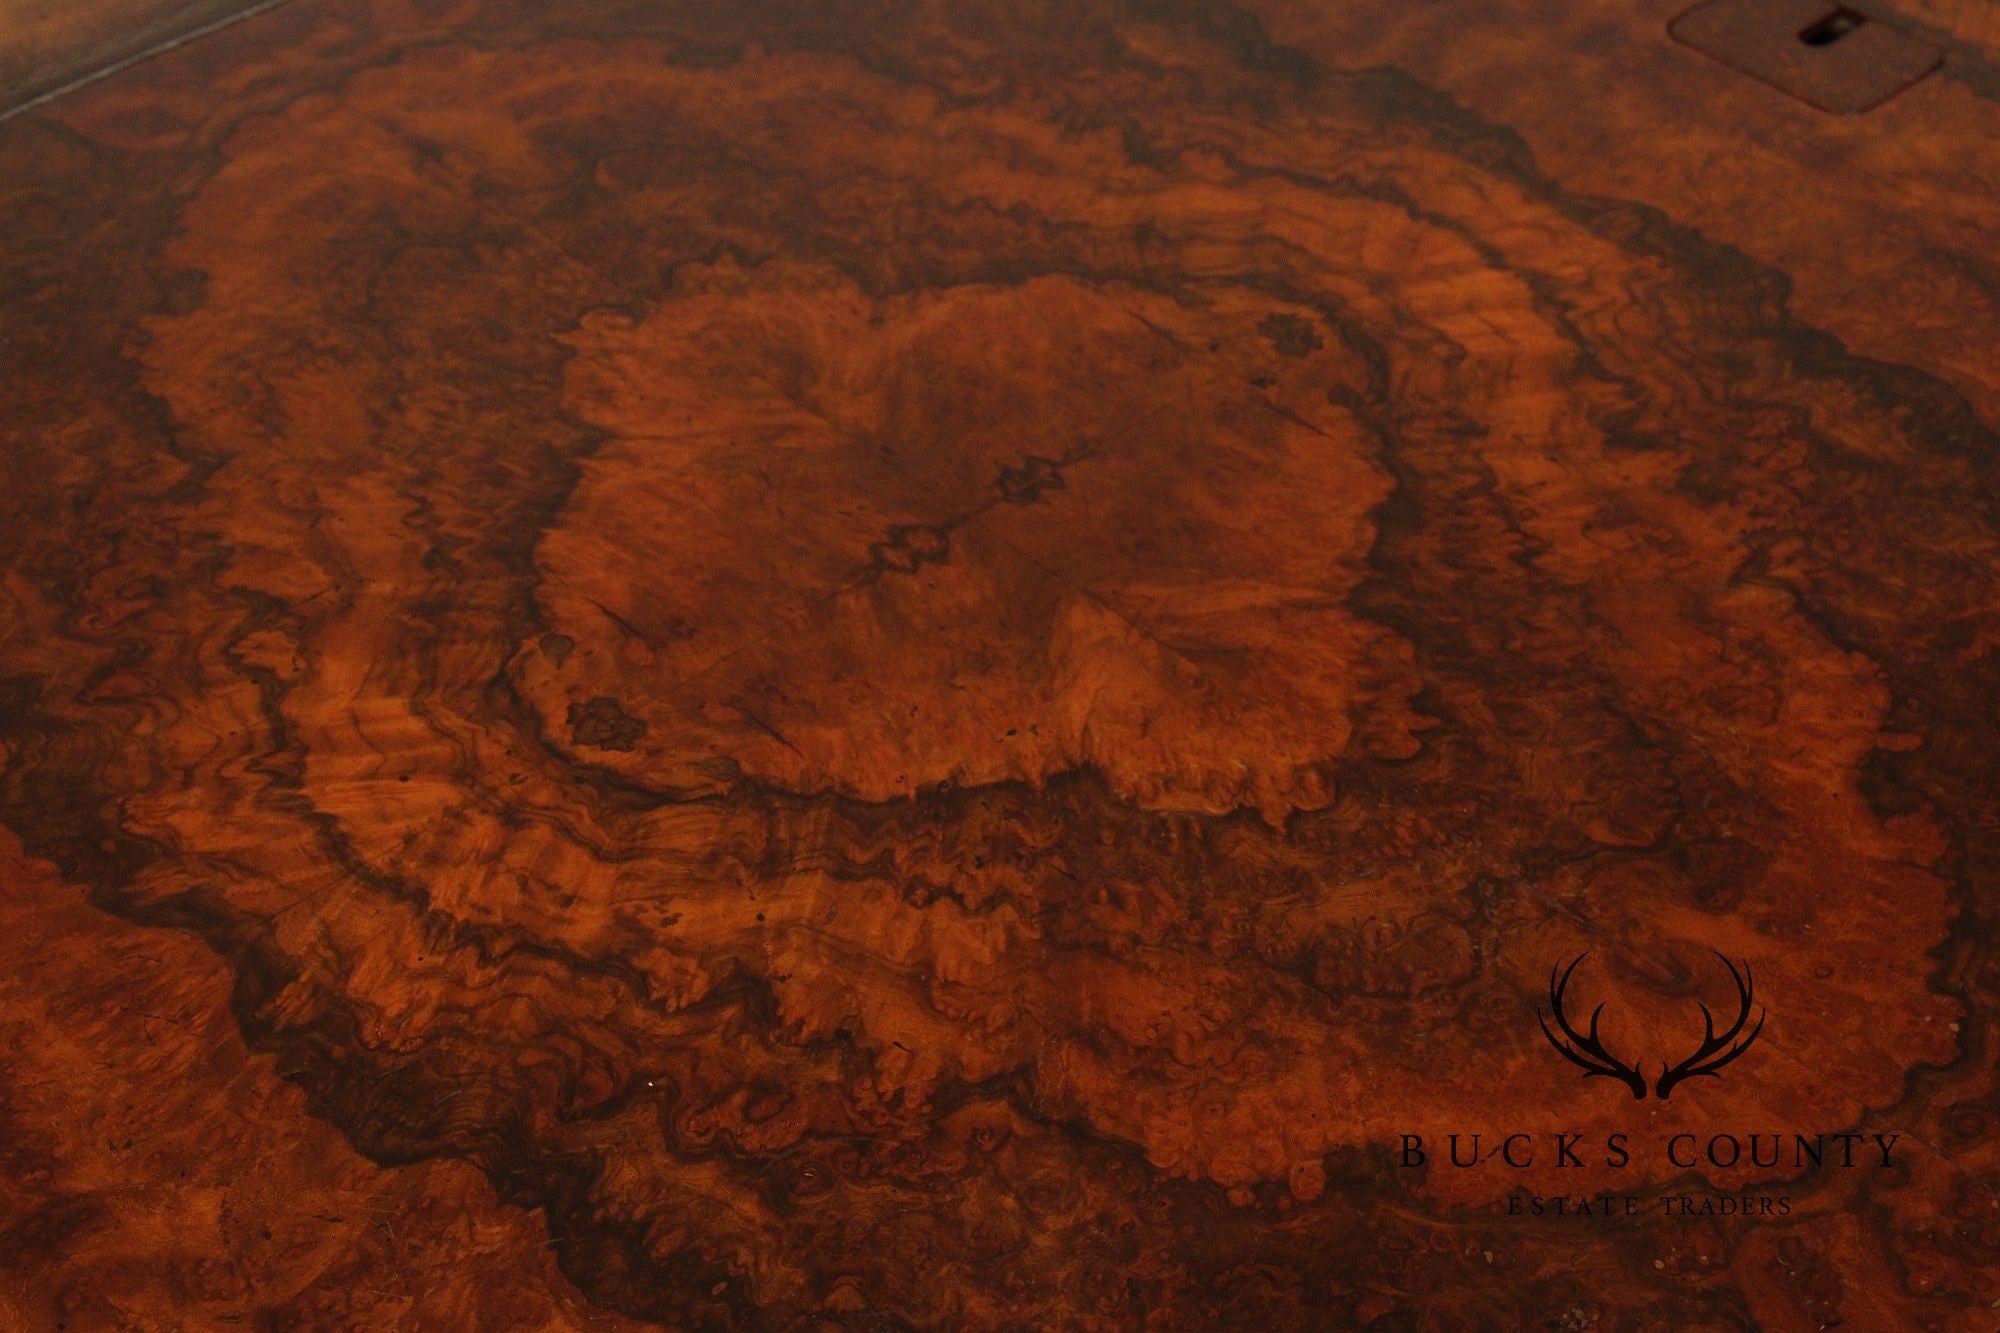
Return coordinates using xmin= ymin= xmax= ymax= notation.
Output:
xmin=1538 ymin=953 xmax=1648 ymax=1100
xmin=1654 ymin=951 xmax=1765 ymax=1100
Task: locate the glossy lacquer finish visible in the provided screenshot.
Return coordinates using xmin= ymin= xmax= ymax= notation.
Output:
xmin=2 ymin=0 xmax=1998 ymax=1327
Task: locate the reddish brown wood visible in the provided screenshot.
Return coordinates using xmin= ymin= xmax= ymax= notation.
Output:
xmin=1 ymin=0 xmax=1997 ymax=1326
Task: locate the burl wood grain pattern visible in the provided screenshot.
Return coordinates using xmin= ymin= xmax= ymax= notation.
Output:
xmin=1 ymin=0 xmax=1997 ymax=1326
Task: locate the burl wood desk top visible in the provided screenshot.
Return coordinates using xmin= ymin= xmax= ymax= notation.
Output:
xmin=1 ymin=0 xmax=1997 ymax=1327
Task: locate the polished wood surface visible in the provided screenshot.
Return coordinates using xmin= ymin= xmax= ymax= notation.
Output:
xmin=2 ymin=0 xmax=1998 ymax=1327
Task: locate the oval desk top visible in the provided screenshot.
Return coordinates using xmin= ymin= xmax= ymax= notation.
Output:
xmin=1 ymin=0 xmax=1997 ymax=1327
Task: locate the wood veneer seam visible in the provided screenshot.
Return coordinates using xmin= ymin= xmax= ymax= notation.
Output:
xmin=0 ymin=0 xmax=303 ymax=126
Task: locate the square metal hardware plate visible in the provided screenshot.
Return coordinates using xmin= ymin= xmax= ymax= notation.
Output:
xmin=1672 ymin=0 xmax=1943 ymax=113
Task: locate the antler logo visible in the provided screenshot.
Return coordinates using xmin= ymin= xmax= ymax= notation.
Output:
xmin=1538 ymin=951 xmax=1766 ymax=1100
